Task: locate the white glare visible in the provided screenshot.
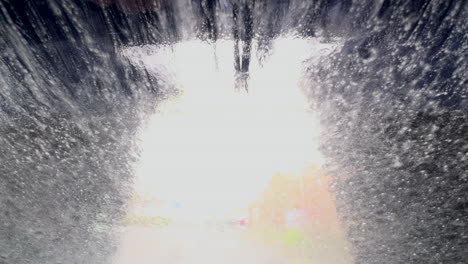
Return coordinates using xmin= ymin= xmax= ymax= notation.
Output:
xmin=122 ymin=37 xmax=338 ymax=216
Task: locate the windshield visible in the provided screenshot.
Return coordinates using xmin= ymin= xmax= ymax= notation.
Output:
xmin=0 ymin=1 xmax=466 ymax=264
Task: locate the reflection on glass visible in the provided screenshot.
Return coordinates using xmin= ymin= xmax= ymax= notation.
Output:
xmin=112 ymin=38 xmax=351 ymax=264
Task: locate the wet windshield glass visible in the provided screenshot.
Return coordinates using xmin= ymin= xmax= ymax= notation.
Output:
xmin=0 ymin=1 xmax=466 ymax=264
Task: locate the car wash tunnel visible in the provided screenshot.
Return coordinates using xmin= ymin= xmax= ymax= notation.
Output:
xmin=0 ymin=0 xmax=467 ymax=264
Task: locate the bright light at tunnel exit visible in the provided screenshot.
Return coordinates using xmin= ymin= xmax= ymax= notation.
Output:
xmin=123 ymin=37 xmax=339 ymax=216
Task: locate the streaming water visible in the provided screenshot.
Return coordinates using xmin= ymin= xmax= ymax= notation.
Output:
xmin=0 ymin=1 xmax=466 ymax=264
